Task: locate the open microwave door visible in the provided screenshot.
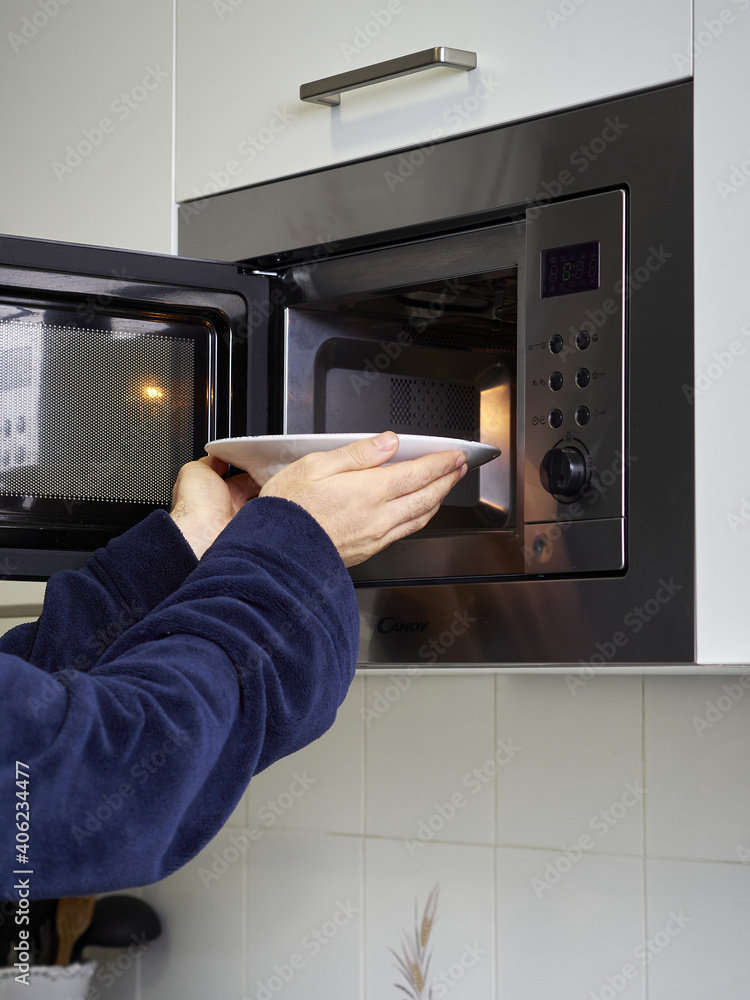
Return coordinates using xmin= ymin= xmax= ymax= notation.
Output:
xmin=0 ymin=234 xmax=271 ymax=579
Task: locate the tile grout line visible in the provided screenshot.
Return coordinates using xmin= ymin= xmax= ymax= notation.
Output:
xmin=641 ymin=673 xmax=650 ymax=1000
xmin=493 ymin=672 xmax=499 ymax=1000
xmin=244 ymin=825 xmax=750 ymax=866
xmin=360 ymin=676 xmax=367 ymax=1000
xmin=135 ymin=885 xmax=143 ymax=1000
xmin=242 ymin=817 xmax=249 ymax=1000
xmin=360 ymin=832 xmax=366 ymax=1000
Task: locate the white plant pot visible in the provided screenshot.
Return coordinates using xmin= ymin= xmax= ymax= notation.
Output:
xmin=0 ymin=962 xmax=97 ymax=1000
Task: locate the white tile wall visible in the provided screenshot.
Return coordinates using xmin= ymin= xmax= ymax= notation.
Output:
xmin=243 ymin=676 xmax=365 ymax=835
xmin=140 ymin=826 xmax=247 ymax=1000
xmin=495 ymin=674 xmax=644 ymax=854
xmin=644 ymin=675 xmax=750 ymax=862
xmin=645 ymin=858 xmax=750 ymax=1000
xmin=130 ymin=672 xmax=750 ymax=1000
xmin=496 ymin=848 xmax=645 ymax=1000
xmin=364 ymin=837 xmax=495 ymax=1000
xmin=244 ymin=831 xmax=362 ymax=1000
xmin=84 ymin=947 xmax=140 ymax=1000
xmin=364 ymin=673 xmax=496 ymax=845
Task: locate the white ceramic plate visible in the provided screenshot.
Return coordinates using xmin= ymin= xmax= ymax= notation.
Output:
xmin=204 ymin=433 xmax=500 ymax=486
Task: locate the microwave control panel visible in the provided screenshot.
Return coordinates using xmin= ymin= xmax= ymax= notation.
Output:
xmin=523 ymin=190 xmax=626 ymax=574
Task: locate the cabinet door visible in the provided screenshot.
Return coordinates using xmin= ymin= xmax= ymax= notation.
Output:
xmin=694 ymin=4 xmax=750 ymax=663
xmin=176 ymin=0 xmax=691 ymax=199
xmin=0 ymin=0 xmax=174 ymax=253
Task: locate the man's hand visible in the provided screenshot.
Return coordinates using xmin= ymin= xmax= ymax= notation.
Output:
xmin=259 ymin=431 xmax=467 ymax=567
xmin=170 ymin=455 xmax=260 ymax=559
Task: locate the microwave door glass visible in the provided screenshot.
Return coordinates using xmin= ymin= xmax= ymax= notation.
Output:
xmin=0 ymin=302 xmax=210 ymax=544
xmin=0 ymin=233 xmax=267 ymax=578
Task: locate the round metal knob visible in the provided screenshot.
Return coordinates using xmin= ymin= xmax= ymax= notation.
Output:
xmin=539 ymin=446 xmax=588 ymax=497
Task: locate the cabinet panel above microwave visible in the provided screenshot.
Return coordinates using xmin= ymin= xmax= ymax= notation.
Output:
xmin=175 ymin=0 xmax=691 ymax=198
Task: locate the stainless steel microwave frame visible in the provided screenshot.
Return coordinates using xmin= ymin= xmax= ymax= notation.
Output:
xmin=0 ymin=82 xmax=693 ymax=667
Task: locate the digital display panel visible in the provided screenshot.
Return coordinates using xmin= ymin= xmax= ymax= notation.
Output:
xmin=541 ymin=241 xmax=600 ymax=298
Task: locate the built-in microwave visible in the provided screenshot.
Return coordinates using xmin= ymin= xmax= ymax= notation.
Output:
xmin=0 ymin=82 xmax=693 ymax=667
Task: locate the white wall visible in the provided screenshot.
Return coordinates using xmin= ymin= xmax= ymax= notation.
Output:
xmin=137 ymin=671 xmax=750 ymax=1000
xmin=42 ymin=671 xmax=749 ymax=1000
xmin=694 ymin=0 xmax=750 ymax=661
xmin=0 ymin=0 xmax=174 ymax=615
xmin=0 ymin=0 xmax=173 ymax=252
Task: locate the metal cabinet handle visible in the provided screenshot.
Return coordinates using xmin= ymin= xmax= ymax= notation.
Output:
xmin=300 ymin=46 xmax=477 ymax=107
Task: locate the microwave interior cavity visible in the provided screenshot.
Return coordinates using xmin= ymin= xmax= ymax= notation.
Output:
xmin=283 ymin=189 xmax=626 ymax=587
xmin=286 ymin=264 xmax=516 ymax=531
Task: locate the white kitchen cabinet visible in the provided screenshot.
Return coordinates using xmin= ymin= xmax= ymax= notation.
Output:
xmin=694 ymin=5 xmax=750 ymax=663
xmin=175 ymin=0 xmax=691 ymax=199
xmin=0 ymin=0 xmax=173 ymax=253
xmin=0 ymin=0 xmax=174 ymax=613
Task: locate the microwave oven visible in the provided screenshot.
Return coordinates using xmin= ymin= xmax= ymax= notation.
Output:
xmin=0 ymin=82 xmax=693 ymax=667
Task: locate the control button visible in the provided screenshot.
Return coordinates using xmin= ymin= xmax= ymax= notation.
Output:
xmin=575 ymin=329 xmax=591 ymax=350
xmin=548 ymin=408 xmax=564 ymax=429
xmin=548 ymin=334 xmax=564 ymax=355
xmin=548 ymin=371 xmax=564 ymax=391
xmin=575 ymin=367 xmax=591 ymax=388
xmin=539 ymin=446 xmax=588 ymax=497
xmin=575 ymin=405 xmax=591 ymax=426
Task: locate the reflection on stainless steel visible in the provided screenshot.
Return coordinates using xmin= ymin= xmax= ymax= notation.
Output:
xmin=0 ymin=325 xmax=40 ymax=476
xmin=523 ymin=518 xmax=624 ymax=574
xmin=284 ymin=261 xmax=516 ymax=583
xmin=524 ymin=191 xmax=625 ymax=525
xmin=180 ymin=83 xmax=694 ymax=666
xmin=480 ymin=381 xmax=513 ymax=516
xmin=282 ymin=193 xmax=624 ymax=589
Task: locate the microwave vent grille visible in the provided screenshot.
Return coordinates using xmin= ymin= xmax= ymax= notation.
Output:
xmin=403 ymin=325 xmax=510 ymax=353
xmin=389 ymin=376 xmax=478 ymax=437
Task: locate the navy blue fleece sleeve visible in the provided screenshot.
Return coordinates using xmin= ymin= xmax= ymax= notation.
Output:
xmin=0 ymin=497 xmax=358 ymax=898
xmin=0 ymin=510 xmax=197 ymax=673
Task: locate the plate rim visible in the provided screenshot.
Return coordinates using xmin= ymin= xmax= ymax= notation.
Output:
xmin=206 ymin=431 xmax=499 ymax=452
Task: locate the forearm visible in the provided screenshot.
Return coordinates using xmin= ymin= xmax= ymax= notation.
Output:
xmin=0 ymin=510 xmax=197 ymax=673
xmin=0 ymin=498 xmax=358 ymax=898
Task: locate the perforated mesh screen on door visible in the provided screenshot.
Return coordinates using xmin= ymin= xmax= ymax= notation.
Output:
xmin=0 ymin=320 xmax=195 ymax=505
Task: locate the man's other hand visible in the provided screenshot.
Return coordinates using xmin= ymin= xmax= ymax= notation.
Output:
xmin=170 ymin=456 xmax=260 ymax=559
